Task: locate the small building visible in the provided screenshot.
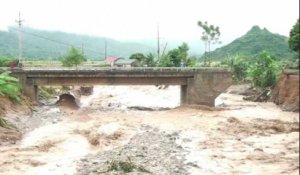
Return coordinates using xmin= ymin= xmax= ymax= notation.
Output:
xmin=114 ymin=59 xmax=138 ymax=67
xmin=105 ymin=56 xmax=124 ymax=67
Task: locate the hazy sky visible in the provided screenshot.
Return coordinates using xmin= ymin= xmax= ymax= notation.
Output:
xmin=0 ymin=0 xmax=299 ymax=43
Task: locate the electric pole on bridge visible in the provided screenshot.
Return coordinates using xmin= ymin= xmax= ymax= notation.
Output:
xmin=15 ymin=12 xmax=24 ymax=68
xmin=104 ymin=40 xmax=107 ymax=59
xmin=157 ymin=23 xmax=160 ymax=60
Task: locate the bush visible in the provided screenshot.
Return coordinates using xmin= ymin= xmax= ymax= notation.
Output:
xmin=224 ymin=51 xmax=281 ymax=88
xmin=0 ymin=57 xmax=18 ymax=67
xmin=226 ymin=55 xmax=250 ymax=81
xmin=0 ymin=72 xmax=21 ymax=102
xmin=247 ymin=51 xmax=280 ymax=87
xmin=61 ymin=47 xmax=85 ymax=67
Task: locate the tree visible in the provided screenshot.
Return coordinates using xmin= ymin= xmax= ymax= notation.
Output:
xmin=197 ymin=21 xmax=221 ymax=65
xmin=144 ymin=53 xmax=156 ymax=67
xmin=158 ymin=43 xmax=195 ymax=67
xmin=288 ymin=19 xmax=299 ymax=54
xmin=129 ymin=52 xmax=156 ymax=67
xmin=61 ymin=47 xmax=85 ymax=67
xmin=129 ymin=53 xmax=146 ymax=66
xmin=227 ymin=55 xmax=250 ymax=81
xmin=247 ymin=51 xmax=280 ymax=87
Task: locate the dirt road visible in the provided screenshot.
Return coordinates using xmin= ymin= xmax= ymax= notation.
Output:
xmin=0 ymin=85 xmax=298 ymax=175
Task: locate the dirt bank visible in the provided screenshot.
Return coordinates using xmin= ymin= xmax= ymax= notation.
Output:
xmin=0 ymin=97 xmax=32 ymax=145
xmin=272 ymin=71 xmax=299 ymax=112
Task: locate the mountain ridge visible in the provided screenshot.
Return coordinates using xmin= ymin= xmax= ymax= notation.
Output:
xmin=0 ymin=27 xmax=155 ymax=60
xmin=208 ymin=25 xmax=296 ymax=59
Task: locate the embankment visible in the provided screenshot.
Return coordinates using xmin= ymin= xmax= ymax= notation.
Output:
xmin=272 ymin=70 xmax=299 ymax=112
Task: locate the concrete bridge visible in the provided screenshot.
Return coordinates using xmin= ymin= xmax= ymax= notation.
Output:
xmin=12 ymin=67 xmax=232 ymax=106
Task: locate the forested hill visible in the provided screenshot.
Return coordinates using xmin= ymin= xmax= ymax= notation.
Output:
xmin=0 ymin=27 xmax=155 ymax=60
xmin=209 ymin=26 xmax=296 ymax=59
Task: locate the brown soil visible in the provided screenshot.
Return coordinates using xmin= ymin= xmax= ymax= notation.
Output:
xmin=272 ymin=72 xmax=299 ymax=112
xmin=0 ymin=127 xmax=22 ymax=145
xmin=0 ymin=96 xmax=32 ymax=145
xmin=0 ymin=96 xmax=32 ymax=116
xmin=0 ymin=97 xmax=13 ymax=116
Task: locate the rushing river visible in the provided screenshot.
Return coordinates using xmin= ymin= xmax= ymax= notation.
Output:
xmin=0 ymin=85 xmax=298 ymax=175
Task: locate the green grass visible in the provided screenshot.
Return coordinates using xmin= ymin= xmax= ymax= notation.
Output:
xmin=0 ymin=72 xmax=21 ymax=102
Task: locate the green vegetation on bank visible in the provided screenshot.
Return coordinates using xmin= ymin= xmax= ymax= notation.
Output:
xmin=0 ymin=72 xmax=21 ymax=102
xmin=0 ymin=55 xmax=18 ymax=67
xmin=288 ymin=19 xmax=299 ymax=54
xmin=0 ymin=72 xmax=21 ymax=128
xmin=224 ymin=51 xmax=281 ymax=88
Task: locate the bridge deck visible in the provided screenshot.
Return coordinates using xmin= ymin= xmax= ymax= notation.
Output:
xmin=18 ymin=67 xmax=230 ymax=72
xmin=12 ymin=67 xmax=232 ymax=106
xmin=11 ymin=67 xmax=230 ymax=78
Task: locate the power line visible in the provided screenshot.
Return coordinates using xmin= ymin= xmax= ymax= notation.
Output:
xmin=10 ymin=28 xmax=107 ymax=58
xmin=9 ymin=27 xmax=157 ymax=60
xmin=22 ymin=41 xmax=65 ymax=55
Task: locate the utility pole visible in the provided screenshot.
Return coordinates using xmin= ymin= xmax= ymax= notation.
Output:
xmin=82 ymin=43 xmax=87 ymax=62
xmin=15 ymin=12 xmax=24 ymax=68
xmin=157 ymin=24 xmax=160 ymax=60
xmin=104 ymin=40 xmax=107 ymax=59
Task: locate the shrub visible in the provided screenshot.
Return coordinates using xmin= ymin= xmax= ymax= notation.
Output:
xmin=0 ymin=72 xmax=21 ymax=102
xmin=224 ymin=51 xmax=281 ymax=87
xmin=247 ymin=51 xmax=280 ymax=87
xmin=227 ymin=55 xmax=250 ymax=81
xmin=61 ymin=47 xmax=85 ymax=67
xmin=0 ymin=57 xmax=18 ymax=67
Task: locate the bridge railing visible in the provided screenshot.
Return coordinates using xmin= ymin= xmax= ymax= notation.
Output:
xmin=13 ymin=66 xmax=231 ymax=73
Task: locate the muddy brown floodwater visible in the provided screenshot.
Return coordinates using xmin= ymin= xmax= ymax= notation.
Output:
xmin=0 ymin=85 xmax=299 ymax=175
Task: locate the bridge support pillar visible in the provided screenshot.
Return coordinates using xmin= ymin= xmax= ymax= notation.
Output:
xmin=184 ymin=72 xmax=232 ymax=106
xmin=19 ymin=75 xmax=38 ymax=102
xmin=23 ymin=84 xmax=38 ymax=102
xmin=180 ymin=85 xmax=188 ymax=105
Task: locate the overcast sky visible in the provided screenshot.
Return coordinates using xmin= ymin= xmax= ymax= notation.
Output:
xmin=0 ymin=0 xmax=299 ymax=43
